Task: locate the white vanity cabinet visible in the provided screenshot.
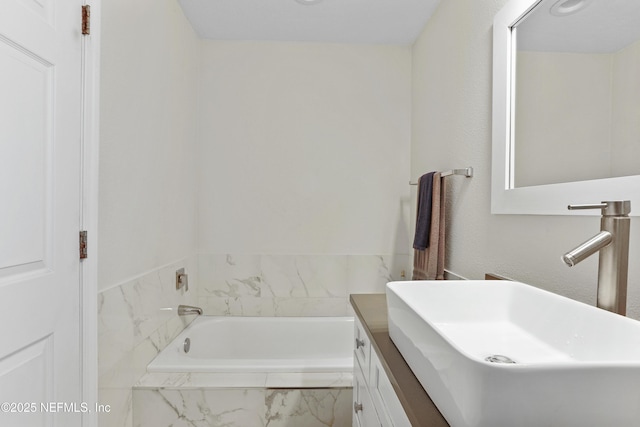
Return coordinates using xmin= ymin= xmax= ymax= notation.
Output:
xmin=353 ymin=315 xmax=411 ymax=427
xmin=353 ymin=354 xmax=381 ymax=427
xmin=350 ymin=294 xmax=449 ymax=427
xmin=354 ymin=314 xmax=371 ymax=380
xmin=369 ymin=350 xmax=411 ymax=427
xmin=353 ymin=315 xmax=379 ymax=427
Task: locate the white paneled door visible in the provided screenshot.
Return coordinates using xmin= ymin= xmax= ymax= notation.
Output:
xmin=0 ymin=0 xmax=84 ymax=426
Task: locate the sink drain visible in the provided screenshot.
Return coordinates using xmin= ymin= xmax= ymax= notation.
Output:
xmin=485 ymin=354 xmax=516 ymax=364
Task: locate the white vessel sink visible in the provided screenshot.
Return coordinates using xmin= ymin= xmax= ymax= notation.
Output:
xmin=386 ymin=280 xmax=640 ymax=427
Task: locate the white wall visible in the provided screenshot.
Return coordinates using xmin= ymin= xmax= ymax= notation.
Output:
xmin=98 ymin=32 xmax=412 ymax=424
xmin=98 ymin=1 xmax=201 ymax=426
xmin=412 ymin=0 xmax=640 ymax=319
xmin=197 ymin=41 xmax=412 ymax=256
xmin=99 ymin=0 xmax=200 ymax=291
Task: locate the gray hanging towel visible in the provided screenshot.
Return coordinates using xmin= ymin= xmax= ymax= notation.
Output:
xmin=413 ymin=172 xmax=435 ymax=250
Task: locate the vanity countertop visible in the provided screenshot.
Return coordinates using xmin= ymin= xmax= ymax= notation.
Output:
xmin=350 ymin=293 xmax=449 ymax=427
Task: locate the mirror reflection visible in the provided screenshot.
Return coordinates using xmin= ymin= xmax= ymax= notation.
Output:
xmin=513 ymin=0 xmax=640 ymax=188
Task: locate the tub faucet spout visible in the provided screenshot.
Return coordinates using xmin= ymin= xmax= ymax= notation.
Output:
xmin=562 ymin=201 xmax=631 ymax=315
xmin=178 ymin=305 xmax=203 ymax=316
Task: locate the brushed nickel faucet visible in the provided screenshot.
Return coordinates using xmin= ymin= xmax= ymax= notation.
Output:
xmin=562 ymin=201 xmax=631 ymax=315
xmin=178 ymin=305 xmax=203 ymax=316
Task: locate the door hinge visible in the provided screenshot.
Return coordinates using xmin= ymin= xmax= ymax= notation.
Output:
xmin=79 ymin=231 xmax=88 ymax=260
xmin=82 ymin=5 xmax=90 ymax=36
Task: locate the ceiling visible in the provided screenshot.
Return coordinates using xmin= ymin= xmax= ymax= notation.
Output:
xmin=517 ymin=0 xmax=640 ymax=53
xmin=177 ymin=0 xmax=441 ymax=45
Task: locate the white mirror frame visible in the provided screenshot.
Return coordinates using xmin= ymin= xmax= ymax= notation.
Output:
xmin=491 ymin=0 xmax=640 ymax=216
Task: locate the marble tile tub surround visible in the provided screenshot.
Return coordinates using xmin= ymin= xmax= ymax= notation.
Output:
xmin=98 ymin=256 xmax=199 ymax=427
xmin=133 ymin=387 xmax=352 ymax=427
xmin=197 ymin=253 xmax=410 ymax=316
xmin=100 ymin=253 xmax=403 ymax=426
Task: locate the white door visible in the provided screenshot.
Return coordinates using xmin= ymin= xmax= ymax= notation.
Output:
xmin=0 ymin=0 xmax=83 ymax=426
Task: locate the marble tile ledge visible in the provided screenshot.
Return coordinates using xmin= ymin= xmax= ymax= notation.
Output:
xmin=135 ymin=371 xmax=353 ymax=390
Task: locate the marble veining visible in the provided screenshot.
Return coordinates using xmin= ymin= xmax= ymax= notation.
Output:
xmin=133 ymin=387 xmax=352 ymax=427
xmin=265 ymin=389 xmax=351 ymax=427
xmin=133 ymin=389 xmax=266 ymax=427
xmin=98 ymin=256 xmax=199 ymax=427
xmin=198 ymin=253 xmax=409 ymax=317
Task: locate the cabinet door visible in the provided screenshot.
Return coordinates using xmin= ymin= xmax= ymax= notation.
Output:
xmin=354 ymin=316 xmax=371 ymax=378
xmin=353 ymin=365 xmax=363 ymax=427
xmin=370 ymin=350 xmax=412 ymax=427
xmin=354 ymin=357 xmax=381 ymax=427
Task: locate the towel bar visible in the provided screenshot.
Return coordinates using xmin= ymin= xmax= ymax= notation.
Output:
xmin=409 ymin=167 xmax=473 ymax=185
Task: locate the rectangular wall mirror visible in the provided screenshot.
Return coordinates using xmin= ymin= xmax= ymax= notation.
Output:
xmin=492 ymin=0 xmax=640 ymax=215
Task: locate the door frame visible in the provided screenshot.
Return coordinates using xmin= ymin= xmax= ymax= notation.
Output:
xmin=80 ymin=1 xmax=100 ymax=425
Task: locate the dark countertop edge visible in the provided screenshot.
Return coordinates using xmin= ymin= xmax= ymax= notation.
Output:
xmin=350 ymin=293 xmax=449 ymax=427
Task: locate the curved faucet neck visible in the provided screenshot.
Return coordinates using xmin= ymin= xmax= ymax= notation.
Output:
xmin=563 ymin=200 xmax=631 ymax=316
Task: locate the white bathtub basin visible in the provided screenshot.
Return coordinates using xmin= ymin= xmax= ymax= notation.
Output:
xmin=147 ymin=316 xmax=353 ymax=373
xmin=387 ymin=280 xmax=640 ymax=427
